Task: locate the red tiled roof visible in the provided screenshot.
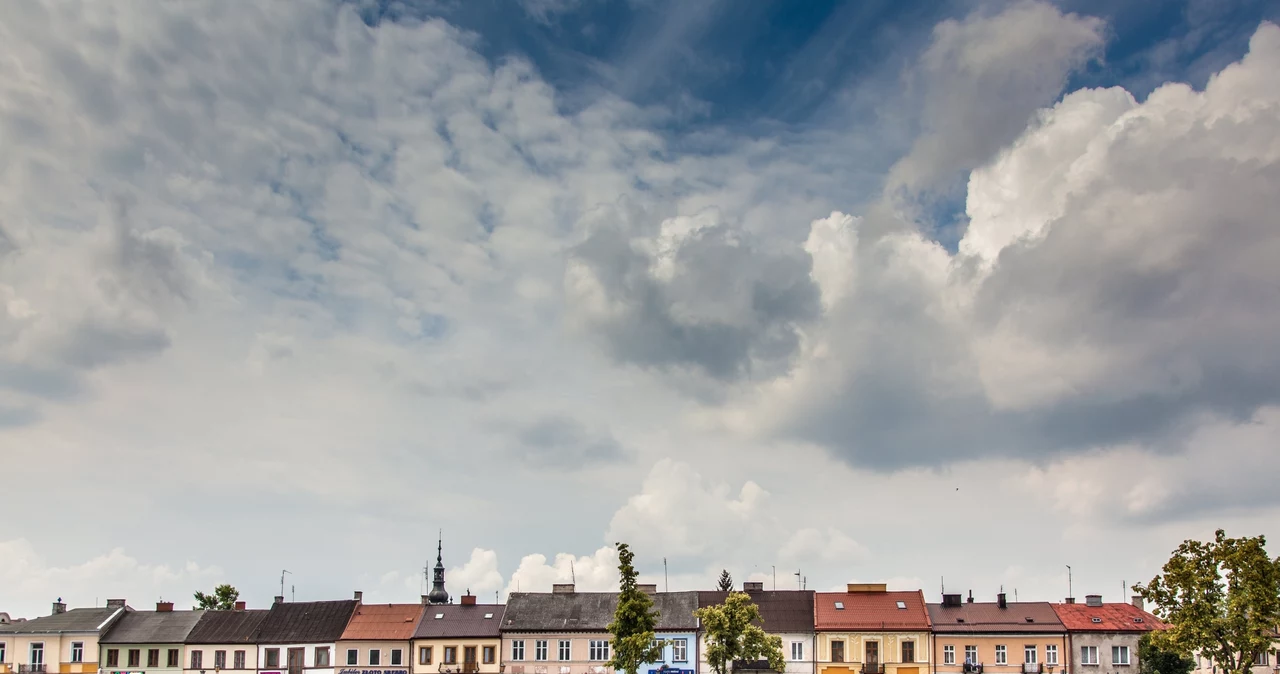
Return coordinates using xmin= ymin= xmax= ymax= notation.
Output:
xmin=815 ymin=591 xmax=931 ymax=631
xmin=1051 ymin=603 xmax=1166 ymax=632
xmin=340 ymin=604 xmax=426 ymax=640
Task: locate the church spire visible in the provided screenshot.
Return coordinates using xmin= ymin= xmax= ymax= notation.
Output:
xmin=427 ymin=530 xmax=449 ymax=604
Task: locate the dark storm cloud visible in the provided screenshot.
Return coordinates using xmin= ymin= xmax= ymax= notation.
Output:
xmin=509 ymin=414 xmax=630 ymax=468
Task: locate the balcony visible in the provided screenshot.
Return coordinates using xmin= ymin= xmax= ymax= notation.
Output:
xmin=1023 ymin=665 xmax=1043 ymax=673
xmin=439 ymin=664 xmax=480 ymax=674
xmin=19 ymin=666 xmax=48 ymax=674
xmin=963 ymin=664 xmax=984 ymax=674
xmin=860 ymin=665 xmax=884 ymax=674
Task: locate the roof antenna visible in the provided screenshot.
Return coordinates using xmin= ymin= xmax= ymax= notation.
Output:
xmin=280 ymin=569 xmax=292 ymax=599
xmin=571 ymin=560 xmax=576 ymax=584
xmin=795 ymin=569 xmax=802 ymax=590
xmin=664 ymin=558 xmax=669 ymax=593
xmin=941 ymin=577 xmax=945 ymax=595
xmin=1066 ymin=565 xmax=1073 ymax=601
xmin=291 ymin=585 xmax=295 ymax=602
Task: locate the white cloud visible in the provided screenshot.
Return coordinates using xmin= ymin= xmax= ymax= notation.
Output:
xmin=450 ymin=548 xmax=506 ymax=597
xmin=504 ymin=546 xmax=620 ymax=595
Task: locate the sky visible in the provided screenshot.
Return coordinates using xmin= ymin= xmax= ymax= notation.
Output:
xmin=2 ymin=0 xmax=1279 ymax=619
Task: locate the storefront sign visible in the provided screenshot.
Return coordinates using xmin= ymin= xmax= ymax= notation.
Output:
xmin=649 ymin=669 xmax=694 ymax=674
xmin=337 ymin=668 xmax=409 ymax=674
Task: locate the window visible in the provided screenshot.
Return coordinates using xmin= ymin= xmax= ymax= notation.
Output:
xmin=674 ymin=640 xmax=688 ymax=663
xmin=1255 ymin=651 xmax=1269 ymax=667
xmin=834 ymin=602 xmax=845 ymax=610
xmin=1080 ymin=647 xmax=1098 ymax=666
xmin=147 ymin=649 xmax=160 ymax=668
xmin=444 ymin=647 xmax=457 ymax=665
xmin=193 ymin=650 xmax=205 ymax=669
xmin=559 ymin=641 xmax=571 ymax=661
xmin=1112 ymin=647 xmax=1130 ymax=666
xmin=791 ymin=642 xmax=803 ymax=662
xmin=464 ymin=647 xmax=476 ymax=665
xmin=107 ymin=649 xmax=120 ymax=667
xmin=903 ymin=642 xmax=915 ymax=664
xmin=0 ymin=644 xmax=6 ymax=665
xmin=130 ymin=649 xmax=142 ymax=668
xmin=536 ymin=641 xmax=548 ymax=661
xmin=1046 ymin=646 xmax=1058 ymax=666
xmin=420 ymin=647 xmax=433 ymax=665
xmin=589 ymin=641 xmax=610 ymax=662
xmin=391 ymin=650 xmax=403 ymax=666
xmin=943 ymin=646 xmax=955 ymax=665
xmin=483 ymin=647 xmax=495 ymax=665
xmin=216 ymin=650 xmax=228 ymax=669
xmin=265 ymin=648 xmax=280 ymax=668
xmin=512 ymin=641 xmax=525 ymax=662
xmin=995 ymin=646 xmax=1007 ymax=665
xmin=234 ymin=651 xmax=246 ymax=670
xmin=896 ymin=601 xmax=907 ymax=610
xmin=832 ymin=641 xmax=845 ymax=663
xmin=72 ymin=643 xmax=85 ymax=664
xmin=965 ymin=646 xmax=978 ymax=665
xmin=370 ymin=650 xmax=381 ymax=666
xmin=1024 ymin=647 xmax=1037 ymax=665
xmin=348 ymin=650 xmax=359 ymax=666
xmin=31 ymin=644 xmax=44 ymax=667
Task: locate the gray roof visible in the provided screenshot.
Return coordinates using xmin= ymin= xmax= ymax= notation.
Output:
xmin=697 ymin=591 xmax=815 ymax=633
xmin=100 ymin=610 xmax=206 ymax=644
xmin=256 ymin=600 xmax=358 ymax=644
xmin=501 ymin=592 xmax=698 ymax=632
xmin=5 ymin=607 xmax=125 ymax=634
xmin=413 ymin=605 xmax=504 ymax=639
xmin=185 ymin=609 xmax=270 ymax=645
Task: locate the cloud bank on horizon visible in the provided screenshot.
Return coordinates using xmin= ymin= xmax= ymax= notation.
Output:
xmin=1 ymin=0 xmax=1278 ymax=620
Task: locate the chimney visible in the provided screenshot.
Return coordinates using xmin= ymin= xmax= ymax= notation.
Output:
xmin=422 ymin=595 xmax=431 ymax=605
xmin=638 ymin=584 xmax=658 ymax=595
xmin=742 ymin=582 xmax=764 ymax=593
xmin=461 ymin=594 xmax=477 ymax=606
xmin=1065 ymin=597 xmax=1075 ymax=604
xmin=52 ymin=599 xmax=67 ymax=615
xmin=967 ymin=591 xmax=974 ymax=604
xmin=157 ymin=601 xmax=174 ymax=612
xmin=1085 ymin=595 xmax=1103 ymax=607
xmin=847 ymin=583 xmax=888 ymax=593
xmin=552 ymin=584 xmax=575 ymax=594
xmin=942 ymin=594 xmax=962 ymax=607
xmin=354 ymin=591 xmax=363 ymax=603
xmin=106 ymin=599 xmax=127 ymax=609
xmin=997 ymin=593 xmax=1007 ymax=609
xmin=274 ymin=595 xmax=285 ymax=605
xmin=234 ymin=601 xmax=246 ymax=611
xmin=1131 ymin=596 xmax=1144 ymax=611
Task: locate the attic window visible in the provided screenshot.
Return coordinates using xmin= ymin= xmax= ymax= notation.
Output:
xmin=484 ymin=613 xmax=494 ymax=619
xmin=1091 ymin=617 xmax=1102 ymax=623
xmin=435 ymin=613 xmax=445 ymax=619
xmin=834 ymin=602 xmax=845 ymax=610
xmin=1025 ymin=618 xmax=1034 ymax=623
xmin=896 ymin=601 xmax=907 ymax=610
xmin=956 ymin=618 xmax=965 ymax=623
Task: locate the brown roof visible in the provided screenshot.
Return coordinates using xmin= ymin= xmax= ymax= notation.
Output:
xmin=927 ymin=602 xmax=1065 ymax=634
xmin=1052 ymin=602 xmax=1166 ymax=632
xmin=186 ymin=609 xmax=269 ymax=644
xmin=413 ymin=605 xmax=504 ymax=639
xmin=341 ymin=604 xmax=426 ymax=641
xmin=697 ymin=591 xmax=814 ymax=633
xmin=814 ymin=591 xmax=930 ymax=631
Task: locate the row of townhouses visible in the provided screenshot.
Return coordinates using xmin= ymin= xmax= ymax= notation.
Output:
xmin=4 ymin=550 xmax=1274 ymax=674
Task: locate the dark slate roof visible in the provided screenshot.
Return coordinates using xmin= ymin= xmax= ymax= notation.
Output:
xmin=185 ymin=609 xmax=270 ymax=644
xmin=101 ymin=610 xmax=207 ymax=644
xmin=256 ymin=601 xmax=358 ymax=644
xmin=926 ymin=602 xmax=1066 ymax=634
xmin=6 ymin=607 xmax=124 ymax=634
xmin=413 ymin=605 xmax=504 ymax=639
xmin=697 ymin=591 xmax=815 ymax=633
xmin=501 ymin=592 xmax=698 ymax=632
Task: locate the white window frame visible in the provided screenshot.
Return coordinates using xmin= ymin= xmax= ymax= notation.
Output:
xmin=1112 ymin=647 xmax=1130 ymax=666
xmin=1081 ymin=647 xmax=1098 ymax=666
xmin=674 ymin=640 xmax=688 ymax=663
xmin=943 ymin=646 xmax=955 ymax=665
xmin=370 ymin=649 xmax=381 ymax=666
xmin=348 ymin=649 xmax=359 ymax=666
xmin=589 ymin=640 xmax=610 ymax=662
xmin=1045 ymin=646 xmax=1058 ymax=666
xmin=558 ymin=641 xmax=571 ymax=661
xmin=71 ymin=642 xmax=84 ymax=664
xmin=0 ymin=643 xmax=7 ymax=664
xmin=790 ymin=642 xmax=803 ymax=662
xmin=234 ymin=651 xmax=246 ymax=670
xmin=30 ymin=643 xmax=45 ymax=667
xmin=512 ymin=641 xmax=525 ymax=662
xmin=1025 ymin=646 xmax=1037 ymax=665
xmin=965 ymin=646 xmax=978 ymax=665
xmin=996 ymin=646 xmax=1007 ymax=665
xmin=391 ymin=650 xmax=403 ymax=666
xmin=536 ymin=641 xmax=548 ymax=662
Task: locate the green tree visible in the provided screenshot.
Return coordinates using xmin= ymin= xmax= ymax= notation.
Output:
xmin=1139 ymin=633 xmax=1195 ymax=674
xmin=717 ymin=570 xmax=734 ymax=592
xmin=607 ymin=543 xmax=665 ymax=674
xmin=696 ymin=592 xmax=785 ymax=674
xmin=1134 ymin=529 xmax=1280 ymax=674
xmin=194 ymin=584 xmax=241 ymax=610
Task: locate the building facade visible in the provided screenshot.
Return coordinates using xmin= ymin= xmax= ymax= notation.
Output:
xmin=814 ymin=586 xmax=931 ymax=674
xmin=1051 ymin=596 xmax=1164 ymax=674
xmin=336 ymin=600 xmax=424 ymax=674
xmin=500 ymin=585 xmax=699 ymax=674
xmin=183 ymin=604 xmax=268 ymax=674
xmin=928 ymin=595 xmax=1067 ymax=674
xmin=696 ymin=584 xmax=815 ymax=674
xmin=254 ymin=598 xmax=358 ymax=674
xmin=411 ymin=595 xmax=504 ymax=674
xmin=0 ymin=600 xmax=128 ymax=674
xmin=99 ymin=603 xmax=205 ymax=674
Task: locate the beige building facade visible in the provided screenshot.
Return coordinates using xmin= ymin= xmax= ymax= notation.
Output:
xmin=0 ymin=601 xmax=127 ymax=674
xmin=411 ymin=597 xmax=503 ymax=674
xmin=815 ymin=586 xmax=933 ymax=674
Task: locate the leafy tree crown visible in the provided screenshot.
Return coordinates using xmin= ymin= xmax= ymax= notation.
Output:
xmin=194 ymin=584 xmax=241 ymax=611
xmin=695 ymin=592 xmax=785 ymax=674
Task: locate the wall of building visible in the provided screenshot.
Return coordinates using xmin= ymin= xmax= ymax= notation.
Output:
xmin=183 ymin=644 xmax=259 ymax=673
xmin=256 ymin=643 xmax=339 ymax=674
xmin=815 ymin=632 xmax=932 ymax=674
xmin=932 ymin=635 xmax=1069 ymax=674
xmin=410 ymin=638 xmax=502 ymax=674
xmin=501 ymin=634 xmax=619 ymax=674
xmin=100 ymin=642 xmax=187 ymax=674
xmin=335 ymin=640 xmax=413 ymax=674
xmin=1064 ymin=633 xmax=1140 ymax=674
xmin=4 ymin=634 xmax=101 ymax=673
xmin=697 ymin=631 xmax=815 ymax=674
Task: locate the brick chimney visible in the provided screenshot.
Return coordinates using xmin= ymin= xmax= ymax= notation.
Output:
xmin=354 ymin=591 xmax=363 ymax=603
xmin=638 ymin=584 xmax=658 ymax=595
xmin=461 ymin=593 xmax=477 ymax=606
xmin=997 ymin=593 xmax=1007 ymax=609
xmin=1065 ymin=597 xmax=1075 ymax=604
xmin=233 ymin=601 xmax=246 ymax=611
xmin=422 ymin=595 xmax=431 ymax=606
xmin=274 ymin=595 xmax=284 ymax=605
xmin=157 ymin=601 xmax=174 ymax=612
xmin=742 ymin=582 xmax=764 ymax=592
xmin=106 ymin=599 xmax=127 ymax=609
xmin=1131 ymin=596 xmax=1144 ymax=611
xmin=552 ymin=584 xmax=575 ymax=594
xmin=52 ymin=599 xmax=67 ymax=615
xmin=1085 ymin=595 xmax=1103 ymax=607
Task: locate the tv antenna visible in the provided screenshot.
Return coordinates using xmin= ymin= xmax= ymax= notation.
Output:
xmin=1066 ymin=565 xmax=1072 ymax=600
xmin=280 ymin=569 xmax=292 ymax=598
xmin=772 ymin=566 xmax=776 ymax=590
xmin=570 ymin=560 xmax=576 ymax=584
xmin=795 ymin=569 xmax=802 ymax=590
xmin=664 ymin=558 xmax=669 ymax=593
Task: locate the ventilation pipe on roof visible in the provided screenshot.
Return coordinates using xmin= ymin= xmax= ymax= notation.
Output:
xmin=967 ymin=591 xmax=973 ymax=604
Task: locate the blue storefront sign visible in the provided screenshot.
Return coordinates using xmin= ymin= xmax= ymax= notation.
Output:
xmin=338 ymin=669 xmax=409 ymax=674
xmin=649 ymin=669 xmax=694 ymax=674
